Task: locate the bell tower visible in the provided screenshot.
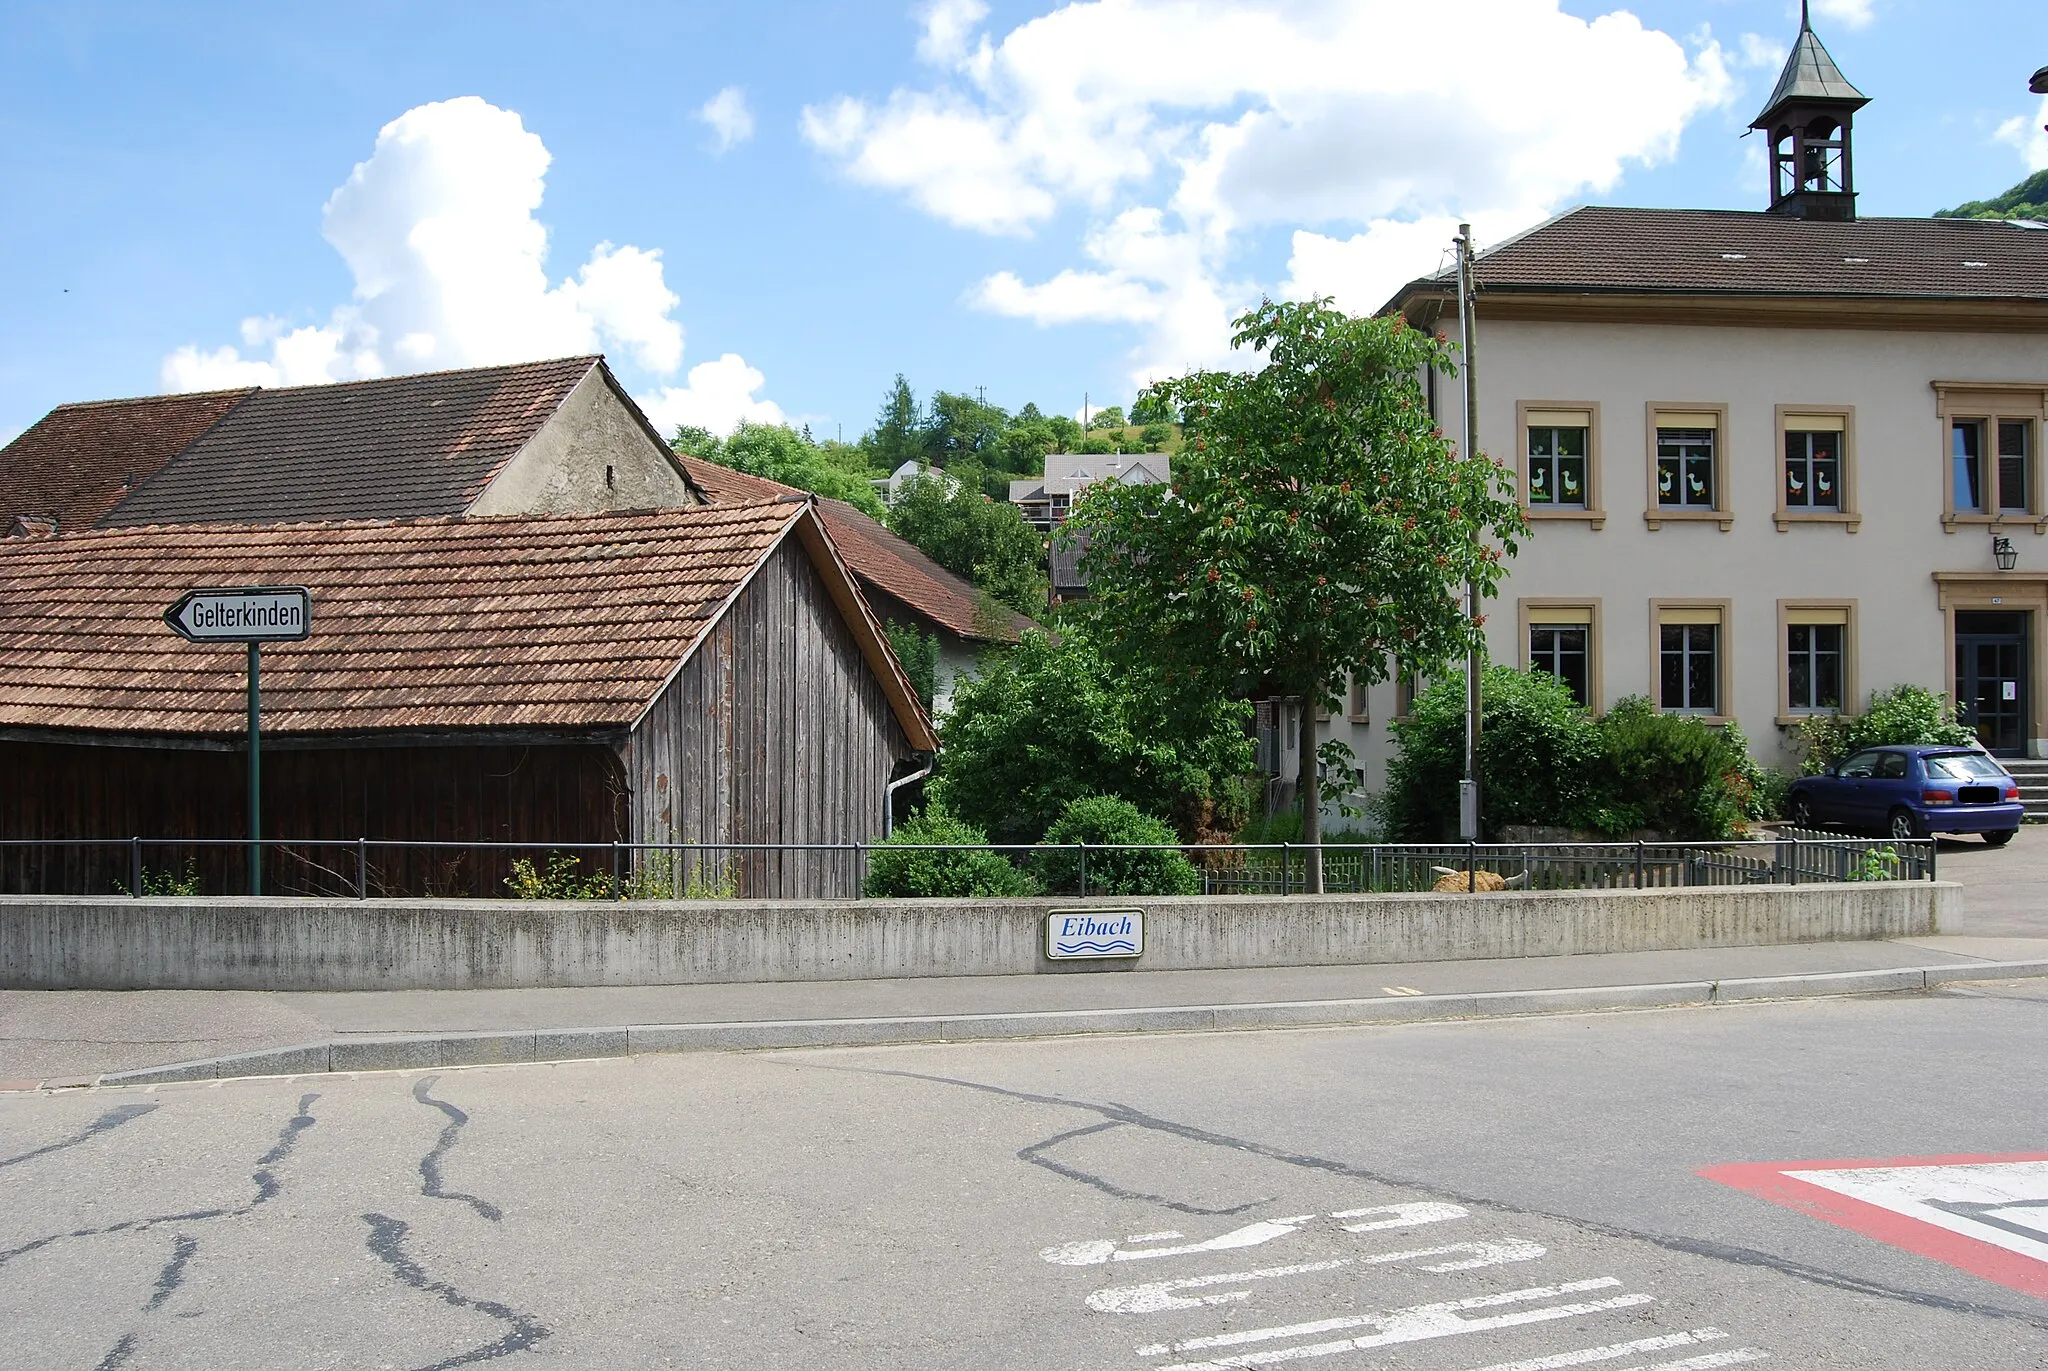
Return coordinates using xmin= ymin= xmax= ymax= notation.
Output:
xmin=1749 ymin=2 xmax=1869 ymax=221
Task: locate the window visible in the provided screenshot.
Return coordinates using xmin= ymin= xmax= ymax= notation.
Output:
xmin=1784 ymin=431 xmax=1839 ymax=510
xmin=1529 ymin=625 xmax=1589 ymax=705
xmin=1657 ymin=429 xmax=1715 ymax=508
xmin=1652 ymin=602 xmax=1729 ymax=718
xmin=1774 ymin=409 xmax=1857 ymax=530
xmin=1787 ymin=624 xmax=1842 ymax=712
xmin=1519 ymin=600 xmax=1600 ymax=711
xmin=1778 ymin=601 xmax=1853 ymax=723
xmin=1347 ymin=673 xmax=1370 ymax=723
xmin=1644 ymin=405 xmax=1730 ymax=529
xmin=1954 ymin=420 xmax=1986 ymax=513
xmin=1516 ymin=403 xmax=1602 ymax=525
xmin=2000 ymin=420 xmax=2033 ymax=514
xmin=1936 ymin=384 xmax=2048 ymax=530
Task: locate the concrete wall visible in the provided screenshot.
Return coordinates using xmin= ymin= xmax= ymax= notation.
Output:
xmin=467 ymin=367 xmax=698 ymax=516
xmin=0 ymin=882 xmax=1952 ymax=991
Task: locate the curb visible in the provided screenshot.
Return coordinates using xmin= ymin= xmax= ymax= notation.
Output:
xmin=29 ymin=958 xmax=2048 ymax=1090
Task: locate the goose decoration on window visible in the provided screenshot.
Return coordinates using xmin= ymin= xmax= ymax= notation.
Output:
xmin=1816 ymin=470 xmax=1832 ymax=496
xmin=1659 ymin=468 xmax=1675 ymax=495
xmin=1688 ymin=471 xmax=1707 ymax=496
xmin=1788 ymin=469 xmax=1805 ymax=495
xmin=1561 ymin=470 xmax=1580 ymax=497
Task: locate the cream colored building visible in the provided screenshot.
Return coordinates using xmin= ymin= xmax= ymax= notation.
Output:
xmin=1310 ymin=15 xmax=2048 ymax=815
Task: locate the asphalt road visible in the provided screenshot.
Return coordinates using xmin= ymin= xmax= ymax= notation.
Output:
xmin=4 ymin=985 xmax=2046 ymax=1370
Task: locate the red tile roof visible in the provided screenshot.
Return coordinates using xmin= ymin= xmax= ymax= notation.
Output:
xmin=0 ymin=388 xmax=253 ymax=535
xmin=1392 ymin=207 xmax=2048 ymax=309
xmin=102 ymin=357 xmax=605 ymax=526
xmin=0 ymin=502 xmax=840 ymax=738
xmin=678 ymin=456 xmax=1033 ymax=643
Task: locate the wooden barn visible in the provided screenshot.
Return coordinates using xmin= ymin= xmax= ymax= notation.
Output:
xmin=0 ymin=501 xmax=935 ymax=899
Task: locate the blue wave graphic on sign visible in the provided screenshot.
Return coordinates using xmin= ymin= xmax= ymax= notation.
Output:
xmin=1054 ymin=939 xmax=1139 ymax=954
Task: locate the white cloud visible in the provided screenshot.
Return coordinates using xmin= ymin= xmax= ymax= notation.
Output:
xmin=698 ymin=86 xmax=756 ymax=154
xmin=807 ymin=0 xmax=1735 ymax=386
xmin=637 ymin=354 xmax=787 ymax=437
xmin=917 ymin=0 xmax=990 ymax=65
xmin=1736 ymin=32 xmax=1787 ymax=70
xmin=161 ymin=96 xmax=735 ymax=399
xmin=1995 ymin=98 xmax=2048 ymax=174
xmin=1809 ymin=0 xmax=1875 ymax=30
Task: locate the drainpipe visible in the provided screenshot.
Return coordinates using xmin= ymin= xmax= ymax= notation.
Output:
xmin=883 ymin=758 xmax=935 ymax=837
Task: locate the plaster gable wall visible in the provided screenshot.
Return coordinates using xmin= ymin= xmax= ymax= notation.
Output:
xmin=466 ymin=368 xmax=698 ymax=516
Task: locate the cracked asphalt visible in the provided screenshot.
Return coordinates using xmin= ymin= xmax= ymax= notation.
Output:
xmin=3 ymin=985 xmax=2046 ymax=1370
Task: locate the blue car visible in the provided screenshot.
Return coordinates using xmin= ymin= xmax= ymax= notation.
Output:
xmin=1787 ymin=744 xmax=2025 ymax=844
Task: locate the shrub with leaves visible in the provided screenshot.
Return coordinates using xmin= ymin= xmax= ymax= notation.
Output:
xmin=864 ymin=811 xmax=1039 ymax=898
xmin=129 ymin=859 xmax=202 ymax=897
xmin=885 ymin=621 xmax=939 ymax=711
xmin=1031 ymin=795 xmax=1200 ymax=896
xmin=1797 ymin=684 xmax=1976 ymax=774
xmin=1593 ymin=697 xmax=1747 ymax=839
xmin=1381 ymin=666 xmax=1602 ymax=840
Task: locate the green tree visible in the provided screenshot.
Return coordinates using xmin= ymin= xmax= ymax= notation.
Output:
xmin=885 ymin=621 xmax=939 ymax=711
xmin=670 ymin=423 xmax=720 ymax=457
xmin=694 ymin=421 xmax=887 ymax=519
xmin=1085 ymin=404 xmax=1127 ymax=431
xmin=1935 ymin=168 xmax=2048 ymax=222
xmin=998 ymin=419 xmax=1057 ymax=475
xmin=1032 ymin=796 xmax=1201 ymax=896
xmin=1045 ymin=414 xmax=1083 ymax=451
xmin=1074 ymin=298 xmax=1526 ymax=884
xmin=929 ymin=628 xmax=1255 ymax=846
xmin=886 ymin=460 xmax=1048 ymax=617
xmin=924 ymin=390 xmax=1009 ymax=462
xmin=865 ymin=374 xmax=923 ymax=473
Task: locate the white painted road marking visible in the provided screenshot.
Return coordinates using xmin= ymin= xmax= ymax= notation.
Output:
xmin=1452 ymin=1329 xmax=1767 ymax=1371
xmin=1087 ymin=1240 xmax=1547 ymax=1314
xmin=1132 ymin=1277 xmax=1656 ymax=1367
xmin=1383 ymin=986 xmax=1424 ymax=996
xmin=1044 ymin=1203 xmax=1468 ymax=1266
xmin=1785 ymin=1160 xmax=2048 ymax=1264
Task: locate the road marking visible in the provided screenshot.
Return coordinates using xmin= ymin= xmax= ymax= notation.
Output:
xmin=1332 ymin=1202 xmax=1467 ymax=1232
xmin=1383 ymin=986 xmax=1424 ymax=996
xmin=1132 ymin=1277 xmax=1655 ymax=1366
xmin=1701 ymin=1152 xmax=2048 ymax=1298
xmin=1045 ymin=1204 xmax=1466 ymax=1266
xmin=1090 ymin=1261 xmax=1352 ymax=1314
xmin=1451 ymin=1329 xmax=1766 ymax=1371
xmin=1088 ymin=1240 xmax=1547 ymax=1314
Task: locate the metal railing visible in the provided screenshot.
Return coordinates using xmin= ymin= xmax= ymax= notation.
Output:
xmin=0 ymin=832 xmax=1936 ymax=901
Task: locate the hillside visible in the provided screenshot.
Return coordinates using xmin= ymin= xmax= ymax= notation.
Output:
xmin=1935 ymin=167 xmax=2048 ymax=222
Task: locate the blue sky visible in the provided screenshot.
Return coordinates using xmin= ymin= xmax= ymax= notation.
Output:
xmin=1 ymin=0 xmax=2044 ymax=446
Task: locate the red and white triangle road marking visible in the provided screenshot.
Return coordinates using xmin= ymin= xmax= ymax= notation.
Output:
xmin=1700 ymin=1152 xmax=2048 ymax=1299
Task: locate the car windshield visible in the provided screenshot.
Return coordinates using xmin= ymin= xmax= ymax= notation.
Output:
xmin=1924 ymin=752 xmax=2006 ymax=781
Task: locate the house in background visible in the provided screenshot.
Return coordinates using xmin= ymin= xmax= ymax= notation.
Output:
xmin=1 ymin=356 xmax=703 ymax=535
xmin=1009 ymin=452 xmax=1170 ymax=533
xmin=683 ymin=457 xmax=1033 ymax=711
xmin=0 ymin=503 xmax=933 ymax=899
xmin=1311 ymin=9 xmax=2048 ymax=827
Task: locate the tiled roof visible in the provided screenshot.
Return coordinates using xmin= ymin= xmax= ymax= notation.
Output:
xmin=100 ymin=357 xmax=602 ymax=527
xmin=0 ymin=388 xmax=253 ymax=535
xmin=678 ymin=457 xmax=1032 ymax=643
xmin=1396 ymin=206 xmax=2048 ymax=305
xmin=0 ymin=503 xmax=805 ymax=738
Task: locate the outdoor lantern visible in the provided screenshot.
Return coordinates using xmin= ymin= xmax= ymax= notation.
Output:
xmin=1993 ymin=533 xmax=2019 ymax=572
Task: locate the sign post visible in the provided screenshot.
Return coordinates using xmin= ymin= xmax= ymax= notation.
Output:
xmin=163 ymin=587 xmax=311 ymax=895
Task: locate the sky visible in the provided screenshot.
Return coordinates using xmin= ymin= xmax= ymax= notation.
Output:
xmin=1 ymin=0 xmax=2045 ymax=447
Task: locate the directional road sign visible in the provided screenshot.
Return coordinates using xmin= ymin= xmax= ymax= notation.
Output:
xmin=163 ymin=586 xmax=311 ymax=643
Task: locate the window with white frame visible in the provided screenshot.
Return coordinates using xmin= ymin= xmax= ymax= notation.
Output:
xmin=1999 ymin=419 xmax=2033 ymax=514
xmin=1786 ymin=617 xmax=1845 ymax=713
xmin=1656 ymin=424 xmax=1717 ymax=509
xmin=1526 ymin=416 xmax=1589 ymax=510
xmin=1657 ymin=608 xmax=1722 ymax=714
xmin=1528 ymin=621 xmax=1590 ymax=706
xmin=1783 ymin=420 xmax=1842 ymax=511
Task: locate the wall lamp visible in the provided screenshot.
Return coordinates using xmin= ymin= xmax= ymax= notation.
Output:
xmin=1993 ymin=533 xmax=2019 ymax=572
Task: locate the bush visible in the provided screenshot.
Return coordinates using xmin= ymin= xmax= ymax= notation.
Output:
xmin=1593 ymin=697 xmax=1746 ymax=839
xmin=1031 ymin=796 xmax=1200 ymax=896
xmin=930 ymin=628 xmax=1254 ymax=845
xmin=1797 ymin=684 xmax=1975 ymax=774
xmin=885 ymin=620 xmax=939 ymax=711
xmin=864 ymin=811 xmax=1039 ymax=898
xmin=1382 ymin=666 xmax=1603 ymax=840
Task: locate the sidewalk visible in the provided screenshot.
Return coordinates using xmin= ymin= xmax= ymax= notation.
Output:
xmin=5 ymin=828 xmax=2042 ymax=1089
xmin=6 ymin=933 xmax=2044 ymax=1088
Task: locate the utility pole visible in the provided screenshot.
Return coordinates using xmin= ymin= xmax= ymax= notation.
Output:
xmin=1454 ymin=224 xmax=1483 ymax=854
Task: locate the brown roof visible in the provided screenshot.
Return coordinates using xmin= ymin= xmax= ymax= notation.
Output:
xmin=0 ymin=502 xmax=931 ymax=747
xmin=100 ymin=357 xmax=604 ymax=527
xmin=678 ymin=456 xmax=1032 ymax=643
xmin=1392 ymin=207 xmax=2048 ymax=309
xmin=0 ymin=388 xmax=253 ymax=535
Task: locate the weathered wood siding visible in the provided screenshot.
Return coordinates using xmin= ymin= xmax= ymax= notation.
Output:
xmin=627 ymin=538 xmax=912 ymax=897
xmin=0 ymin=740 xmax=625 ymax=897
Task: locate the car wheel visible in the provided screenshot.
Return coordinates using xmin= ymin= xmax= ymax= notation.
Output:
xmin=1888 ymin=808 xmax=1925 ymax=841
xmin=1789 ymin=795 xmax=1816 ymax=830
xmin=1985 ymin=829 xmax=2018 ymax=847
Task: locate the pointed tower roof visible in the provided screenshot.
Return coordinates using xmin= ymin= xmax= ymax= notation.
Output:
xmin=1750 ymin=2 xmax=1868 ymax=128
